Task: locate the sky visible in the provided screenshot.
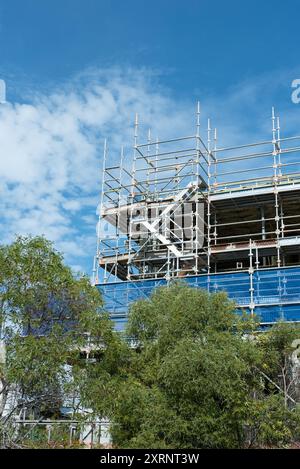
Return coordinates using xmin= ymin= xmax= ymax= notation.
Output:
xmin=0 ymin=0 xmax=300 ymax=275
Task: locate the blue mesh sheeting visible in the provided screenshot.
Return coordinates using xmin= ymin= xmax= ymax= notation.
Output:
xmin=97 ymin=267 xmax=300 ymax=329
xmin=254 ymin=304 xmax=300 ymax=323
xmin=253 ymin=267 xmax=300 ymax=305
xmin=100 ymin=279 xmax=167 ymax=316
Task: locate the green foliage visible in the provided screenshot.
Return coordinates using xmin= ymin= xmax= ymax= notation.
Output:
xmin=259 ymin=322 xmax=300 ymax=374
xmin=244 ymin=395 xmax=300 ymax=448
xmin=1 ymin=237 xmax=300 ymax=449
xmin=101 ymin=284 xmax=300 ymax=449
xmin=0 ymin=236 xmax=108 ymax=424
xmin=70 ymin=312 xmax=131 ymax=419
xmin=0 ymin=235 xmax=102 ymax=337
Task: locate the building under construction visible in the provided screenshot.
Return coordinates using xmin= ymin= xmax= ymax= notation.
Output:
xmin=93 ymin=105 xmax=300 ymax=330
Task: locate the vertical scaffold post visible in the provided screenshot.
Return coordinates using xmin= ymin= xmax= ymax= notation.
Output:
xmin=155 ymin=136 xmax=159 ymax=197
xmin=207 ymin=117 xmax=212 ymax=283
xmin=94 ymin=138 xmax=108 ymax=285
xmin=146 ymin=128 xmax=151 ymax=195
xmin=128 ymin=114 xmax=139 ymax=280
xmin=272 ymin=107 xmax=278 ymax=181
xmin=276 ymin=115 xmax=282 ymax=177
xmin=249 ymin=240 xmax=255 ymax=316
xmin=115 ymin=146 xmax=124 ymax=278
xmin=213 ymin=127 xmax=217 ymax=187
xmin=272 ymin=107 xmax=281 ymax=267
xmin=195 ymin=102 xmax=201 ymax=274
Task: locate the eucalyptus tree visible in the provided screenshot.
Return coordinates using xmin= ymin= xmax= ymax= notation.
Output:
xmin=105 ymin=284 xmax=300 ymax=448
xmin=0 ymin=236 xmax=105 ymax=444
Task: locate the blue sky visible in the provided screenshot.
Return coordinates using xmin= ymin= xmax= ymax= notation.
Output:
xmin=0 ymin=0 xmax=300 ymax=274
xmin=1 ymin=0 xmax=299 ymax=100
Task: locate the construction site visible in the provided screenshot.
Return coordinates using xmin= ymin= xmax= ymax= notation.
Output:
xmin=93 ymin=104 xmax=300 ymax=330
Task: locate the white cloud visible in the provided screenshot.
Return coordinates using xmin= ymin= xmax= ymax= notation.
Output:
xmin=0 ymin=68 xmax=194 ymax=270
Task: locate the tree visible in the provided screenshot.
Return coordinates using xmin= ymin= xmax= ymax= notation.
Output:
xmin=257 ymin=323 xmax=300 ymax=409
xmin=1 ymin=237 xmax=300 ymax=449
xmin=0 ymin=235 xmax=106 ymax=446
xmin=104 ymin=283 xmax=300 ymax=449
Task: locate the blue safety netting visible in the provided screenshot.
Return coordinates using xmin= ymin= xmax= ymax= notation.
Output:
xmin=253 ymin=267 xmax=300 ymax=305
xmin=97 ymin=267 xmax=300 ymax=330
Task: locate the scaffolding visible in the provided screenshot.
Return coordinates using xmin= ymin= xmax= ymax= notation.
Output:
xmin=93 ymin=104 xmax=300 ymax=327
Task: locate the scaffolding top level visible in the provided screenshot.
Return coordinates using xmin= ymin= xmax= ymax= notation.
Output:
xmin=94 ymin=106 xmax=300 ymax=286
xmin=100 ymin=105 xmax=300 ymax=211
